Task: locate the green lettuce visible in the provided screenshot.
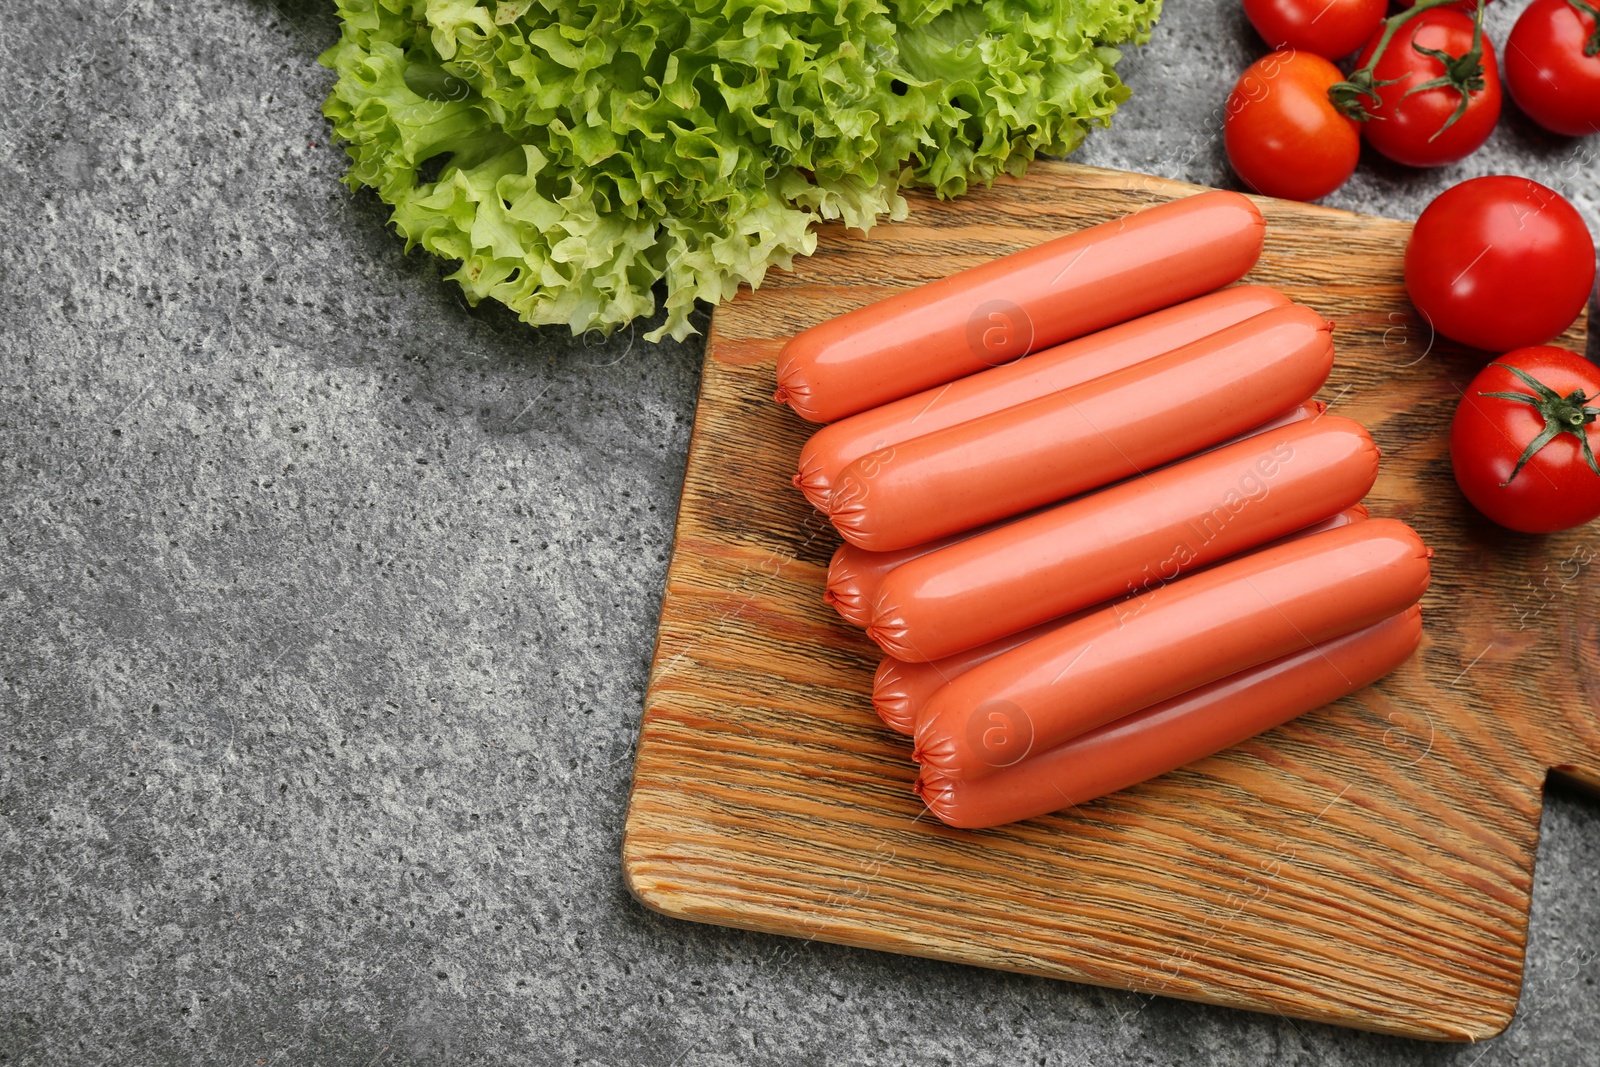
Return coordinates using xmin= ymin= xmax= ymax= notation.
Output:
xmin=321 ymin=0 xmax=1161 ymax=341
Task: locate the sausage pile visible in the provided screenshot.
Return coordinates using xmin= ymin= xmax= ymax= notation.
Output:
xmin=775 ymin=191 xmax=1432 ymax=829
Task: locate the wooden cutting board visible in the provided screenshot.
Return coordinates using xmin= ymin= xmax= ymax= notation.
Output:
xmin=620 ymin=162 xmax=1597 ymax=1040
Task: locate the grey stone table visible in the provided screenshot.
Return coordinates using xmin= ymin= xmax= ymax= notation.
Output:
xmin=2 ymin=1 xmax=1595 ymax=1063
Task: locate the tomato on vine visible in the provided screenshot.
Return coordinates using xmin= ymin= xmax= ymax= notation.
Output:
xmin=1504 ymin=0 xmax=1600 ymax=137
xmin=1224 ymin=51 xmax=1361 ymax=202
xmin=1345 ymin=7 xmax=1502 ymax=166
xmin=1451 ymin=347 xmax=1600 ymax=533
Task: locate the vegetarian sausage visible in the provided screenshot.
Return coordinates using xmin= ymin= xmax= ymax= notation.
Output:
xmin=774 ymin=191 xmax=1268 ymax=423
xmin=827 ymin=398 xmax=1323 ymax=627
xmin=914 ymin=606 xmax=1423 ymax=828
xmin=869 ymin=415 xmax=1380 ymax=662
xmin=912 ymin=518 xmax=1432 ymax=780
xmin=829 ymin=304 xmax=1335 ymax=552
xmin=795 ymin=285 xmax=1292 ymax=512
xmin=870 ymin=505 xmax=1369 ymax=734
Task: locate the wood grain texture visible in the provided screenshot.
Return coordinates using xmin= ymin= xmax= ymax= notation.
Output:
xmin=621 ymin=162 xmax=1598 ymax=1040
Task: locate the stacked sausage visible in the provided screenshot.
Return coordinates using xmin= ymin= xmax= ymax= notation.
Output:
xmin=775 ymin=191 xmax=1431 ymax=830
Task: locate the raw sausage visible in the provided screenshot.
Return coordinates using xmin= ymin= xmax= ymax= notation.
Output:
xmin=870 ymin=505 xmax=1369 ymax=735
xmin=797 ymin=286 xmax=1293 ymax=511
xmin=912 ymin=518 xmax=1432 ymax=780
xmin=829 ymin=305 xmax=1334 ymax=552
xmin=826 ymin=399 xmax=1323 ymax=627
xmin=794 ymin=286 xmax=1292 ymax=511
xmin=829 ymin=304 xmax=1335 ymax=552
xmin=915 ymin=606 xmax=1422 ymax=828
xmin=774 ymin=191 xmax=1268 ymax=423
xmin=874 ymin=619 xmax=1072 ymax=736
xmin=869 ymin=415 xmax=1379 ymax=662
xmin=871 ymin=506 xmax=1368 ymax=733
xmin=1208 ymin=399 xmax=1326 ymax=453
xmin=826 ymin=527 xmax=994 ymax=628
xmin=911 ymin=517 xmax=1427 ymax=777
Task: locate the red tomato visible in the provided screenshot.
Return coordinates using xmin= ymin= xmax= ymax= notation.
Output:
xmin=1224 ymin=51 xmax=1361 ymax=202
xmin=1406 ymin=176 xmax=1596 ymax=352
xmin=1354 ymin=9 xmax=1502 ymax=167
xmin=1243 ymin=0 xmax=1387 ymax=58
xmin=1504 ymin=0 xmax=1600 ymax=137
xmin=1451 ymin=346 xmax=1600 ymax=533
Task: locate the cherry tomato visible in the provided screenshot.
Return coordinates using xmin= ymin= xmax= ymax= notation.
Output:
xmin=1243 ymin=0 xmax=1387 ymax=58
xmin=1354 ymin=9 xmax=1502 ymax=167
xmin=1504 ymin=0 xmax=1600 ymax=137
xmin=1451 ymin=346 xmax=1600 ymax=533
xmin=1406 ymin=176 xmax=1596 ymax=352
xmin=1224 ymin=51 xmax=1361 ymax=202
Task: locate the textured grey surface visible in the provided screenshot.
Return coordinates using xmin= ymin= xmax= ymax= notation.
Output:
xmin=1 ymin=1 xmax=1597 ymax=1064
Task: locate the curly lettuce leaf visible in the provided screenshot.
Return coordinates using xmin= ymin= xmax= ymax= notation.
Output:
xmin=321 ymin=0 xmax=1161 ymax=342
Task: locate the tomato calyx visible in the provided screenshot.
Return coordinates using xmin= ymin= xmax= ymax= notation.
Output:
xmin=1477 ymin=361 xmax=1600 ymax=484
xmin=1567 ymin=0 xmax=1600 ymax=57
xmin=1328 ymin=0 xmax=1487 ymax=127
xmin=1401 ymin=10 xmax=1489 ymax=141
xmin=1328 ymin=70 xmax=1402 ymax=120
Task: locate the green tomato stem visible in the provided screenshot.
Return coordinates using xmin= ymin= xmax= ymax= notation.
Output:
xmin=1327 ymin=0 xmax=1488 ymax=123
xmin=1401 ymin=1 xmax=1489 ymax=141
xmin=1478 ymin=362 xmax=1600 ymax=485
